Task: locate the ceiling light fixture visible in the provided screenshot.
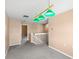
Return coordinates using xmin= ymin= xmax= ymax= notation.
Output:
xmin=33 ymin=18 xmax=39 ymax=23
xmin=33 ymin=0 xmax=56 ymax=23
xmin=38 ymin=15 xmax=45 ymax=20
xmin=44 ymin=9 xmax=56 ymax=16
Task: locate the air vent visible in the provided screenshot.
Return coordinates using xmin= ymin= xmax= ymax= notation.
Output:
xmin=23 ymin=15 xmax=29 ymax=17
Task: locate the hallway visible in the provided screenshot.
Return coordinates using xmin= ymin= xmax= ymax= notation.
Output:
xmin=5 ymin=0 xmax=73 ymax=59
xmin=6 ymin=42 xmax=71 ymax=59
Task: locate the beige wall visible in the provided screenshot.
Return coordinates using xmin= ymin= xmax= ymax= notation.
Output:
xmin=5 ymin=15 xmax=9 ymax=54
xmin=7 ymin=18 xmax=43 ymax=46
xmin=28 ymin=23 xmax=44 ymax=33
xmin=28 ymin=23 xmax=44 ymax=42
xmin=22 ymin=23 xmax=44 ymax=41
xmin=9 ymin=18 xmax=22 ymax=46
xmin=48 ymin=10 xmax=73 ymax=56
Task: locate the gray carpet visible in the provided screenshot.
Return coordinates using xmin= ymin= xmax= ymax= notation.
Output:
xmin=6 ymin=42 xmax=72 ymax=59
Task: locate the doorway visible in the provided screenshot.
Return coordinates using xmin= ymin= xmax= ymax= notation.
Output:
xmin=21 ymin=25 xmax=27 ymax=44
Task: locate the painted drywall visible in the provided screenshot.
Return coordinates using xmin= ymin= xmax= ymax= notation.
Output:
xmin=43 ymin=24 xmax=48 ymax=33
xmin=48 ymin=10 xmax=73 ymax=56
xmin=28 ymin=23 xmax=44 ymax=33
xmin=5 ymin=15 xmax=9 ymax=54
xmin=22 ymin=23 xmax=44 ymax=41
xmin=9 ymin=18 xmax=22 ymax=46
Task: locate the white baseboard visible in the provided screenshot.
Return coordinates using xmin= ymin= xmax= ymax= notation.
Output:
xmin=48 ymin=46 xmax=73 ymax=59
xmin=5 ymin=47 xmax=9 ymax=56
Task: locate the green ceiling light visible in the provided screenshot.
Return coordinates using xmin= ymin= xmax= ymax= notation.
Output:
xmin=33 ymin=18 xmax=40 ymax=23
xmin=33 ymin=0 xmax=56 ymax=23
xmin=44 ymin=9 xmax=56 ymax=17
xmin=33 ymin=15 xmax=45 ymax=23
xmin=38 ymin=15 xmax=45 ymax=20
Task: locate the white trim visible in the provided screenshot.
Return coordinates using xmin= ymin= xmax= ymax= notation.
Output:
xmin=5 ymin=47 xmax=9 ymax=56
xmin=48 ymin=46 xmax=73 ymax=59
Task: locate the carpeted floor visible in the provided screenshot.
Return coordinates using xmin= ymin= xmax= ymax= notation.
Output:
xmin=6 ymin=42 xmax=72 ymax=59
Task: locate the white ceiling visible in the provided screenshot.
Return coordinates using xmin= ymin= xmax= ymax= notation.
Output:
xmin=6 ymin=0 xmax=73 ymax=24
